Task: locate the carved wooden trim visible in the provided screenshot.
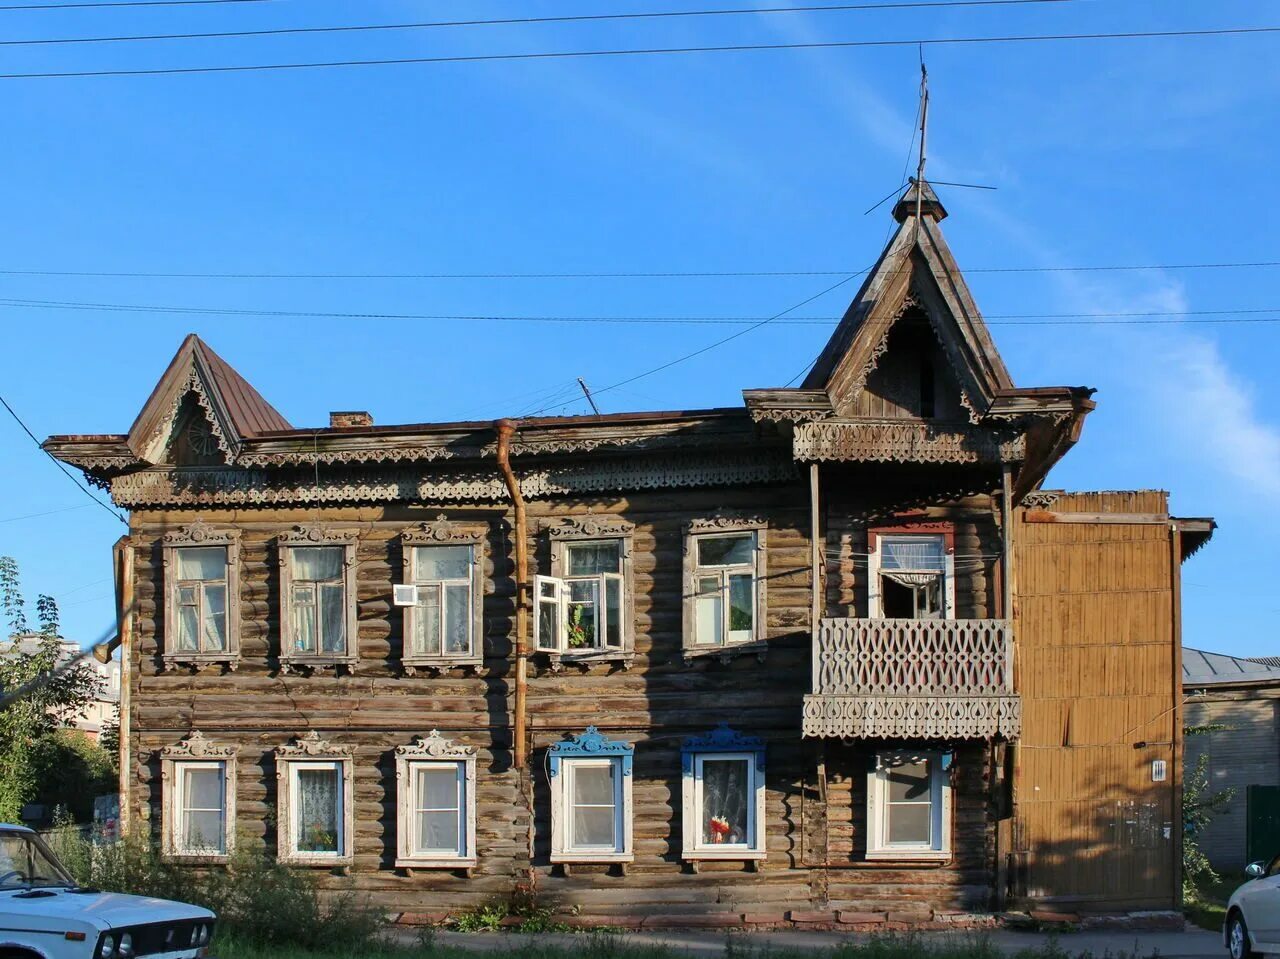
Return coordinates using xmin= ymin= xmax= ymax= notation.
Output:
xmin=394 ymin=732 xmax=478 ymax=869
xmin=160 ymin=732 xmax=237 ymax=864
xmin=802 ymin=695 xmax=1022 ymax=739
xmin=680 ymin=725 xmax=767 ymax=863
xmin=275 ymin=733 xmax=355 ymax=867
xmin=1021 ymin=491 xmax=1061 ymax=509
xmin=277 ymin=526 xmax=360 ymax=673
xmin=401 ymin=519 xmax=486 ymax=671
xmin=545 ymin=516 xmax=636 ymax=540
xmin=793 ymin=420 xmax=1025 ymax=465
xmin=238 ymin=446 xmax=458 ymax=468
xmin=161 ymin=523 xmax=241 ymax=670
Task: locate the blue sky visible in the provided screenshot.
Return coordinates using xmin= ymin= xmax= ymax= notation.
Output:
xmin=0 ymin=0 xmax=1275 ymax=657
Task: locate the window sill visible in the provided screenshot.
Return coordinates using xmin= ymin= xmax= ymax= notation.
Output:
xmin=401 ymin=657 xmax=482 ymax=676
xmin=395 ymin=857 xmax=477 ymax=871
xmin=542 ymin=649 xmax=634 ymax=672
xmin=279 ymin=656 xmax=360 ymax=675
xmin=161 ymin=654 xmax=240 ymax=672
xmin=279 ymin=854 xmax=354 ymax=869
xmin=164 ymin=852 xmax=230 ymax=866
xmin=550 ymin=852 xmax=634 ymax=864
xmin=864 ymin=850 xmax=951 ymax=863
xmin=683 ymin=849 xmax=766 ymax=862
xmin=681 ymin=641 xmax=768 ymax=665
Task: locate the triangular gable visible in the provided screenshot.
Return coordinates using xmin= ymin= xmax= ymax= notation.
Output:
xmin=803 ymin=180 xmax=1014 ymax=418
xmin=126 ymin=334 xmax=290 ymax=465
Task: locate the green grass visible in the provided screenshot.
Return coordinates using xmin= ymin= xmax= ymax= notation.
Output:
xmin=1186 ymin=871 xmax=1245 ymax=933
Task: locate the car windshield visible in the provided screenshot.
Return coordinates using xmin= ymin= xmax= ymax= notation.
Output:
xmin=0 ymin=831 xmax=75 ymax=889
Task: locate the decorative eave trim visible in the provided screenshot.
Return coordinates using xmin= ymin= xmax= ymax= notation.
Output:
xmin=401 ymin=514 xmax=486 ymax=545
xmin=548 ymin=726 xmax=634 ymax=778
xmin=802 ymin=695 xmax=1022 ymax=740
xmin=546 ymin=515 xmax=636 ymax=540
xmin=276 ymin=731 xmax=355 ymax=759
xmin=238 ymin=445 xmax=461 ymax=468
xmin=1020 ymin=491 xmax=1061 ymax=509
xmin=159 ymin=729 xmax=238 ymax=761
xmin=742 ymin=389 xmax=835 ymax=424
xmin=847 ymin=293 xmax=918 ymax=406
xmin=793 ymin=420 xmax=1025 ymax=465
xmin=162 ymin=519 xmax=240 ymax=547
xmin=395 ymin=730 xmax=476 ymax=762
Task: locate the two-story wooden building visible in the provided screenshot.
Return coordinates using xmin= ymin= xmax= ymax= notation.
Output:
xmin=46 ymin=181 xmax=1212 ymax=924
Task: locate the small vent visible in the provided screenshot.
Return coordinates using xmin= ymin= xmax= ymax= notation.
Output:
xmin=393 ymin=584 xmax=418 ymax=607
xmin=1151 ymin=759 xmax=1167 ymax=782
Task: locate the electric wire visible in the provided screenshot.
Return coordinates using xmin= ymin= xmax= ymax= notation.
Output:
xmin=0 ymin=390 xmax=127 ymax=525
xmin=4 ymin=24 xmax=1278 ymax=80
xmin=1 ymin=0 xmax=266 ymax=9
xmin=0 ymin=0 xmax=1091 ymax=47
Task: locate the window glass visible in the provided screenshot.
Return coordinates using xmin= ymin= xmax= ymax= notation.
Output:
xmin=320 ymin=583 xmax=345 ymax=653
xmin=203 ymin=584 xmax=227 ymax=651
xmin=695 ymin=576 xmax=723 ymax=646
xmin=444 ymin=585 xmax=470 ymax=654
xmin=879 ymin=536 xmax=944 ymax=571
xmin=697 ymin=534 xmax=753 ymax=567
xmin=177 ymin=589 xmax=200 ymax=651
xmin=700 ymin=757 xmax=750 ymax=846
xmin=177 ymin=547 xmax=226 ymax=581
xmin=566 ymin=579 xmax=599 ymax=648
xmin=604 ymin=577 xmax=622 ymax=648
xmin=181 ymin=765 xmax=225 ymax=853
xmin=537 ymin=581 xmax=560 ymax=651
xmin=567 ymin=542 xmax=620 ymax=576
xmin=727 ymin=574 xmax=754 ymax=642
xmin=884 ymin=759 xmax=933 ymax=846
xmin=295 ymin=766 xmax=340 ymax=854
xmin=415 ymin=545 xmax=470 ymax=582
xmin=0 ymin=833 xmax=72 ymax=889
xmin=415 ymin=765 xmax=462 ymax=855
xmin=292 ymin=546 xmax=343 ymax=581
xmin=571 ymin=762 xmax=617 ymax=849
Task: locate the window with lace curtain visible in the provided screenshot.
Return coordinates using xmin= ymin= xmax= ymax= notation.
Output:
xmin=162 ymin=523 xmax=241 ymax=668
xmin=680 ymin=725 xmax=766 ymax=863
xmin=276 ymin=735 xmax=354 ymax=866
xmin=278 ymin=528 xmax=359 ymax=671
xmin=867 ymin=532 xmax=955 ymax=619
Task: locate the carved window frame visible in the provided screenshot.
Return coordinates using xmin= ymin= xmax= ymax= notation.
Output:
xmin=680 ymin=725 xmax=766 ymax=864
xmin=277 ymin=526 xmax=360 ymax=673
xmin=162 ymin=521 xmax=241 ymax=670
xmin=681 ymin=516 xmax=768 ymax=661
xmin=548 ymin=727 xmax=634 ymax=865
xmin=275 ymin=733 xmax=355 ymax=868
xmin=535 ymin=517 xmax=636 ymax=669
xmin=160 ymin=731 xmax=238 ymax=864
xmin=394 ymin=731 xmax=477 ymax=870
xmin=865 ymin=749 xmax=953 ymax=862
xmin=867 ymin=524 xmax=955 ymax=619
xmin=400 ymin=516 xmax=486 ymax=673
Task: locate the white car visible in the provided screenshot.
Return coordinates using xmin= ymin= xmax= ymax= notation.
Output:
xmin=1227 ymin=855 xmax=1280 ymax=958
xmin=0 ymin=823 xmax=215 ymax=959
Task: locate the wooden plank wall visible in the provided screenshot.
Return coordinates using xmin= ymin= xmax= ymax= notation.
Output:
xmin=1014 ymin=491 xmax=1179 ymax=911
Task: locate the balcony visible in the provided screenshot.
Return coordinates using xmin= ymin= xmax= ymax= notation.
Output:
xmin=802 ymin=617 xmax=1021 ymax=739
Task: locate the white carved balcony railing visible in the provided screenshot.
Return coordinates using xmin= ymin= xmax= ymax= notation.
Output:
xmin=802 ymin=618 xmax=1021 ymax=739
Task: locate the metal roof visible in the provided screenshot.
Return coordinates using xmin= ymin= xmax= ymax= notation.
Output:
xmin=1184 ymin=647 xmax=1280 ymax=686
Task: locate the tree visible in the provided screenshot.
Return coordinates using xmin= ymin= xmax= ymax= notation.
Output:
xmin=1183 ymin=722 xmax=1236 ymax=902
xmin=0 ymin=556 xmax=102 ymax=822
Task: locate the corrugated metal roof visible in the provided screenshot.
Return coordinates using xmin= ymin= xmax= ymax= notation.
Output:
xmin=1184 ymin=647 xmax=1280 ymax=686
xmin=1248 ymin=656 xmax=1280 ymax=668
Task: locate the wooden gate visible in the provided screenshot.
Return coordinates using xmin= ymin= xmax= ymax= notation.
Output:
xmin=1013 ymin=492 xmax=1180 ymax=910
xmin=1248 ymin=785 xmax=1280 ymax=865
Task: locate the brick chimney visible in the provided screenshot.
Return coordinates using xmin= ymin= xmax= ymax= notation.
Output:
xmin=329 ymin=411 xmax=373 ymax=429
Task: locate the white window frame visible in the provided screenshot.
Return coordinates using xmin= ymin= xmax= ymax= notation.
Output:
xmin=548 ymin=728 xmax=634 ymax=864
xmin=683 ymin=752 xmax=766 ymax=862
xmin=865 ymin=750 xmax=952 ymax=861
xmin=160 ymin=731 xmax=237 ymax=864
xmin=682 ymin=517 xmax=768 ymax=655
xmin=275 ymin=733 xmax=355 ymax=867
xmin=278 ymin=527 xmax=360 ymax=673
xmin=162 ymin=522 xmax=241 ymax=670
xmin=535 ymin=518 xmax=635 ymax=663
xmin=401 ymin=517 xmax=486 ymax=672
xmin=394 ymin=732 xmax=477 ymax=869
xmin=867 ymin=532 xmax=955 ymax=619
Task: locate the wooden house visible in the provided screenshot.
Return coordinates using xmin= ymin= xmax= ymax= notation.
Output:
xmin=45 ymin=181 xmax=1213 ymax=924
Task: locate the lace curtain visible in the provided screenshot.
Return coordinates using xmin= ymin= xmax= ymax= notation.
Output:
xmin=701 ymin=758 xmax=749 ymax=845
xmin=296 ymin=767 xmax=339 ymax=853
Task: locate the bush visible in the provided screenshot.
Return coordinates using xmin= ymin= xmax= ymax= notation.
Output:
xmin=45 ymin=826 xmax=382 ymax=951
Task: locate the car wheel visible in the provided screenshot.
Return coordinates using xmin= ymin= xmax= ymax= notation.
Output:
xmin=1229 ymin=912 xmax=1255 ymax=959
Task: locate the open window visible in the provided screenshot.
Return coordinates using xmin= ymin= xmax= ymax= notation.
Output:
xmin=400 ymin=517 xmax=486 ymax=672
xmin=162 ymin=523 xmax=241 ymax=670
xmin=160 ymin=731 xmax=237 ymax=863
xmin=865 ymin=750 xmax=952 ymax=861
xmin=395 ymin=732 xmax=477 ymax=870
xmin=548 ymin=727 xmax=634 ymax=864
xmin=867 ymin=530 xmax=955 ymax=619
xmin=278 ymin=527 xmax=359 ymax=672
xmin=275 ymin=733 xmax=354 ymax=867
xmin=535 ymin=518 xmax=634 ymax=664
xmin=682 ymin=517 xmax=768 ymax=657
xmin=680 ymin=725 xmax=766 ymax=864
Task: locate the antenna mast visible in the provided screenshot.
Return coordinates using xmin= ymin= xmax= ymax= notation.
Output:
xmin=915 ymin=59 xmax=929 ymax=228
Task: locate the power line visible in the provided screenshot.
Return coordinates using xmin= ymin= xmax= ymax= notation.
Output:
xmin=0 ymin=0 xmax=1085 ymax=47
xmin=0 ymin=503 xmax=91 ymax=525
xmin=2 ymin=295 xmax=1279 ymax=325
xmin=0 ymin=391 xmax=127 ymax=525
xmin=0 ymin=260 xmax=1275 ymax=279
xmin=4 ymin=24 xmax=1278 ymax=80
xmin=0 ymin=0 xmax=268 ymax=10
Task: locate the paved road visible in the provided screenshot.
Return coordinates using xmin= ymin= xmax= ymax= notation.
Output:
xmin=393 ymin=926 xmax=1225 ymax=957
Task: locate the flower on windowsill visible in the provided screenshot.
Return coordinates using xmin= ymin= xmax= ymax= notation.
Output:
xmin=708 ymin=816 xmax=731 ymax=843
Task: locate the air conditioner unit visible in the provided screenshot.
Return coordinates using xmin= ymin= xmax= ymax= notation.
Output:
xmin=392 ymin=584 xmax=418 ymax=607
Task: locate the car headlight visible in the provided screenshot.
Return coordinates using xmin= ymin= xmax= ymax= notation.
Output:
xmin=200 ymin=923 xmax=211 ymax=945
xmin=98 ymin=934 xmax=116 ymax=959
xmin=118 ymin=932 xmax=134 ymax=958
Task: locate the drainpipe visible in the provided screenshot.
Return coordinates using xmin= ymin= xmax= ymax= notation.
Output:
xmin=494 ymin=420 xmax=529 ymax=770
